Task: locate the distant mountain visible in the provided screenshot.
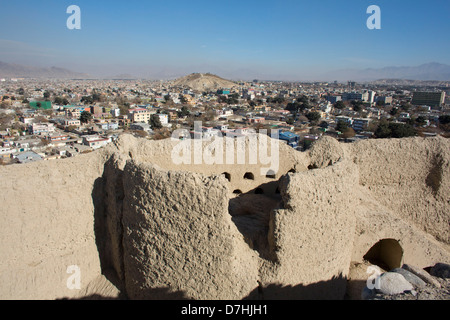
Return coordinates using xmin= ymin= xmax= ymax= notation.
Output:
xmin=322 ymin=63 xmax=450 ymax=82
xmin=172 ymin=73 xmax=238 ymax=92
xmin=104 ymin=73 xmax=137 ymax=80
xmin=0 ymin=61 xmax=91 ymax=79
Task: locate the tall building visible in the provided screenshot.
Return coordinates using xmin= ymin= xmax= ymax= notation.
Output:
xmin=342 ymin=92 xmax=369 ymax=102
xmin=368 ymin=91 xmax=376 ymax=104
xmin=411 ymin=92 xmax=445 ymax=108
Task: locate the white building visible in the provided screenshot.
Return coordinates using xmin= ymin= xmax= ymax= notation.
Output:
xmin=82 ymin=135 xmax=112 ymax=150
xmin=156 ymin=113 xmax=169 ymax=126
xmin=29 ymin=123 xmax=55 ymax=135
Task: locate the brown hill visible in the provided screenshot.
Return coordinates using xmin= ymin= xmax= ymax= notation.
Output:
xmin=172 ymin=73 xmax=237 ymax=92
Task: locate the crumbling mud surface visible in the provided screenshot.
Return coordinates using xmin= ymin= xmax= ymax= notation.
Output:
xmin=0 ymin=134 xmax=449 ymax=300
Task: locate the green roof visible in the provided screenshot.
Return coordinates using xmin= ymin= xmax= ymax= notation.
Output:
xmin=30 ymin=101 xmax=52 ymax=110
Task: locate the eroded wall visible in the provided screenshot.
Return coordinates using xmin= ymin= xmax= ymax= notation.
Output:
xmin=0 ymin=134 xmax=449 ymax=300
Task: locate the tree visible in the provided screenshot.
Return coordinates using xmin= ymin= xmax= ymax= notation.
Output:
xmin=389 ymin=123 xmax=416 ymax=138
xmin=297 ymin=95 xmax=309 ymax=104
xmin=374 ymin=121 xmax=391 ymax=138
xmin=351 ymin=100 xmax=363 ymax=112
xmin=374 ymin=120 xmax=417 ymax=139
xmin=81 ymin=96 xmax=94 ymax=105
xmin=415 ymin=116 xmax=427 ymax=126
xmin=319 ymin=121 xmax=329 ymax=129
xmin=179 ymin=95 xmax=188 ymax=104
xmin=336 ymin=120 xmax=349 ymax=133
xmin=285 ymin=117 xmax=294 ymax=125
xmin=376 ymin=100 xmax=385 ymax=107
xmin=390 ymin=107 xmax=399 ymax=116
xmin=54 ymin=97 xmax=64 ymax=105
xmin=439 ymin=115 xmax=450 ymax=125
xmin=178 ymin=106 xmax=190 ymax=118
xmin=438 ymin=115 xmax=450 ymax=132
xmin=334 ymin=100 xmax=345 ymax=110
xmin=341 ymin=127 xmax=356 ymax=139
xmin=80 ymin=111 xmax=93 ymax=124
xmin=150 ymin=114 xmax=162 ymax=129
xmin=306 ymin=111 xmax=321 ymax=123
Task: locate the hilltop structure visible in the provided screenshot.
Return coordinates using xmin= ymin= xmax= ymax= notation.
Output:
xmin=0 ymin=134 xmax=449 ymax=299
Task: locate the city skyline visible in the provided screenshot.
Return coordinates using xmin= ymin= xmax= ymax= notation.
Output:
xmin=1 ymin=0 xmax=450 ymax=80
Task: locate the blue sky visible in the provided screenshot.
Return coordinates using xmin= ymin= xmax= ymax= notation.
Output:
xmin=0 ymin=0 xmax=449 ymax=80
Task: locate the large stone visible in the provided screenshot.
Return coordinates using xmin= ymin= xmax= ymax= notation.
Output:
xmin=430 ymin=263 xmax=450 ymax=279
xmin=402 ymin=264 xmax=441 ymax=288
xmin=377 ymin=272 xmax=413 ymax=295
xmin=391 ymin=268 xmax=427 ymax=288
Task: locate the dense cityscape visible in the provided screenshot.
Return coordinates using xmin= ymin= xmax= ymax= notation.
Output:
xmin=0 ymin=74 xmax=449 ymax=165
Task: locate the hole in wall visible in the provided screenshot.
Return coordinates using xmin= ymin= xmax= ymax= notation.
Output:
xmin=266 ymin=170 xmax=276 ymax=179
xmin=222 ymin=172 xmax=231 ymax=182
xmin=244 ymin=172 xmax=255 ymax=180
xmin=363 ymin=239 xmax=403 ymax=271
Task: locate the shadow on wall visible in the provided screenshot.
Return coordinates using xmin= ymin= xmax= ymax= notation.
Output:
xmin=229 ymin=182 xmax=283 ymax=262
xmin=70 ymin=276 xmax=366 ymax=300
xmin=244 ymin=274 xmax=350 ymax=300
xmin=92 ymin=165 xmax=127 ymax=298
xmin=60 ymin=287 xmax=191 ymax=300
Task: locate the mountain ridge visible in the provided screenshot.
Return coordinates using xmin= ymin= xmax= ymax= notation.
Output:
xmin=0 ymin=61 xmax=91 ymax=79
xmin=322 ymin=62 xmax=450 ymax=82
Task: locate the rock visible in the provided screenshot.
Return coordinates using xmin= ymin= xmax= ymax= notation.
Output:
xmin=430 ymin=263 xmax=450 ymax=279
xmin=377 ymin=272 xmax=413 ymax=295
xmin=402 ymin=264 xmax=441 ymax=288
xmin=391 ymin=268 xmax=427 ymax=288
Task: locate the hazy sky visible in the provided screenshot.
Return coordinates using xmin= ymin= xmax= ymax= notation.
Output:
xmin=1 ymin=0 xmax=449 ymax=80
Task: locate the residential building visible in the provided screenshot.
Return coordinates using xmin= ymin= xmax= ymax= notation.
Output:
xmin=335 ymin=116 xmax=353 ymax=126
xmin=19 ymin=116 xmax=34 ymax=125
xmin=375 ymin=96 xmax=393 ymax=106
xmin=279 ymin=131 xmax=300 ymax=148
xmin=28 ymin=123 xmax=55 ymax=135
xmin=128 ymin=108 xmax=154 ymax=123
xmin=155 ymin=113 xmax=169 ymax=126
xmin=352 ymin=118 xmax=371 ymax=132
xmin=130 ymin=123 xmax=152 ymax=133
xmin=326 ymin=95 xmax=342 ymax=104
xmin=247 ymin=117 xmax=265 ymax=124
xmin=12 ymin=151 xmax=43 ymax=164
xmin=64 ymin=119 xmax=81 ymax=127
xmin=97 ymin=122 xmax=119 ymax=131
xmin=82 ymin=135 xmax=112 ymax=150
xmin=342 ymin=92 xmax=369 ymax=102
xmin=111 ymin=108 xmax=121 ymax=117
